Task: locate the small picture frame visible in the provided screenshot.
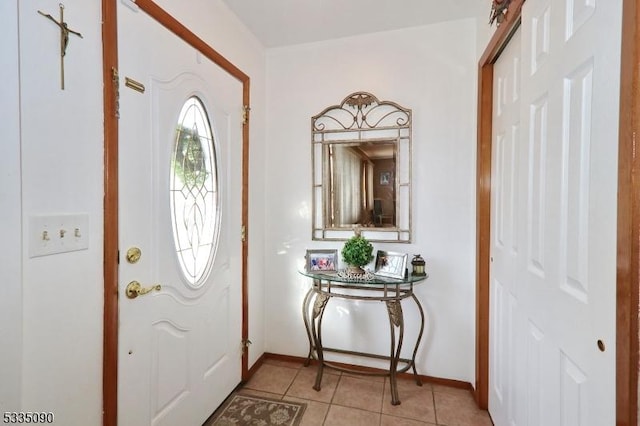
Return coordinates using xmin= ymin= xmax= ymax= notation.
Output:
xmin=374 ymin=250 xmax=408 ymax=279
xmin=306 ymin=249 xmax=338 ymax=273
xmin=380 ymin=171 xmax=391 ymax=185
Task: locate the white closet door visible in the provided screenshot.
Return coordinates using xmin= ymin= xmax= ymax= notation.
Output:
xmin=490 ymin=26 xmax=522 ymax=426
xmin=489 ymin=0 xmax=621 ymax=424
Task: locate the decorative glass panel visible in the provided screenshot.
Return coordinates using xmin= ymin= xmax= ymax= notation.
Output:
xmin=170 ymin=96 xmax=219 ymax=287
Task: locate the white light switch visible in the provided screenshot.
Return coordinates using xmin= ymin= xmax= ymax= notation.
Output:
xmin=29 ymin=214 xmax=90 ymax=258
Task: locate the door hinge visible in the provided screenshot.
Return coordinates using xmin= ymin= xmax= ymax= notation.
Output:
xmin=241 ymin=339 xmax=252 ymax=355
xmin=242 ymin=105 xmax=251 ymax=125
xmin=241 ymin=225 xmax=246 ymax=242
xmin=111 ymin=67 xmax=120 ymax=119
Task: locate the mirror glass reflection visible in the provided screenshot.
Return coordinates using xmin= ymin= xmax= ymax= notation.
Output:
xmin=324 ymin=142 xmax=396 ymax=228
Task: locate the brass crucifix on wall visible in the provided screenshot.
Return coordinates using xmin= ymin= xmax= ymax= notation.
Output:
xmin=38 ymin=3 xmax=83 ymax=90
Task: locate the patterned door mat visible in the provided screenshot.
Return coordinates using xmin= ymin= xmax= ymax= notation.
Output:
xmin=204 ymin=393 xmax=307 ymax=426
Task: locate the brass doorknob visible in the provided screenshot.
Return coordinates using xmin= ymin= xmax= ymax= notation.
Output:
xmin=125 ymin=280 xmax=161 ymax=299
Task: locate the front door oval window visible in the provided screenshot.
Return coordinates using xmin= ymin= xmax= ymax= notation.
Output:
xmin=170 ymin=96 xmax=219 ymax=287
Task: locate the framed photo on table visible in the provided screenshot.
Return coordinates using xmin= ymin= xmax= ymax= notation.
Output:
xmin=374 ymin=250 xmax=407 ymax=279
xmin=306 ymin=249 xmax=338 ymax=272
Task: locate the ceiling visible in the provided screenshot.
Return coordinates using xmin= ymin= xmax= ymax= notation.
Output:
xmin=220 ymin=0 xmax=489 ymax=48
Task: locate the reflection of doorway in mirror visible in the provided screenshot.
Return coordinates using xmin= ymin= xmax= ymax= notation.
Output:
xmin=324 ymin=142 xmax=396 ymax=228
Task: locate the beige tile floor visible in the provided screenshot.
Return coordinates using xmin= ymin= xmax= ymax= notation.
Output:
xmin=234 ymin=358 xmax=494 ymax=426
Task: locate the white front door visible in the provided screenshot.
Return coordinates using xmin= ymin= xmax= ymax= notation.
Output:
xmin=489 ymin=0 xmax=622 ymax=425
xmin=117 ymin=4 xmax=244 ymax=426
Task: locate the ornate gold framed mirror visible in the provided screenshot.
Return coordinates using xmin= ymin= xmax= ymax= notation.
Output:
xmin=311 ymin=92 xmax=412 ymax=242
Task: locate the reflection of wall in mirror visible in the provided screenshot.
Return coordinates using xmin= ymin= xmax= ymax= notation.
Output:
xmin=372 ymin=158 xmax=395 ymax=225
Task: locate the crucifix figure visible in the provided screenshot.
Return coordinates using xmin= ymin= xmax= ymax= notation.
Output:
xmin=38 ymin=3 xmax=83 ymax=90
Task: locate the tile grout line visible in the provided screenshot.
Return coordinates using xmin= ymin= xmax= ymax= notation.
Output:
xmin=282 ymin=362 xmax=337 ymax=426
xmin=432 ymin=388 xmax=440 ymax=425
xmin=379 ymin=377 xmax=386 ymax=415
xmin=321 ymin=372 xmax=342 ymax=426
xmin=281 ymin=364 xmax=303 ymax=398
xmin=329 ymin=372 xmax=342 ymax=405
xmin=378 ymin=378 xmax=387 ymax=426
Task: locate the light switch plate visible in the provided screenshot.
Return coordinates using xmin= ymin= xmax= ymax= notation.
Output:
xmin=28 ymin=214 xmax=90 ymax=258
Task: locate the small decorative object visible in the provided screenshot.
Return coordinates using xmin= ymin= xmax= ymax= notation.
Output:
xmin=37 ymin=4 xmax=83 ymax=90
xmin=375 ymin=250 xmax=408 ymax=279
xmin=337 ymin=269 xmax=375 ymax=281
xmin=341 ymin=235 xmax=374 ymax=274
xmin=489 ymin=0 xmax=513 ymax=26
xmin=306 ymin=249 xmax=338 ymax=273
xmin=411 ymin=254 xmax=426 ymax=276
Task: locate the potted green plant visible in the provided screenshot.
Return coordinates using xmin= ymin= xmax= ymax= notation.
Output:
xmin=341 ymin=235 xmax=374 ymax=274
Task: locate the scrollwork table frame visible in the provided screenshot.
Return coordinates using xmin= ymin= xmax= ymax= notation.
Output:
xmin=300 ymin=271 xmax=428 ymax=405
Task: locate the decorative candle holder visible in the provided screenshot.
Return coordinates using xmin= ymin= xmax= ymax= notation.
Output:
xmin=411 ymin=254 xmax=426 ymax=276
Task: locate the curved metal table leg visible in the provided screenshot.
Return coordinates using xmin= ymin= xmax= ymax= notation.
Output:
xmin=410 ymin=293 xmax=425 ymax=386
xmin=386 ymin=299 xmax=405 ymax=405
xmin=302 ymin=286 xmax=316 ymax=366
xmin=311 ymin=292 xmax=330 ymax=391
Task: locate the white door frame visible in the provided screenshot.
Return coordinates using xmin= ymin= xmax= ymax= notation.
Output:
xmin=475 ymin=0 xmax=639 ymax=424
xmin=101 ymin=1 xmax=251 ymax=424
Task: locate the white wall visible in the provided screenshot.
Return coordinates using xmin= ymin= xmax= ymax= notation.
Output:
xmin=264 ymin=19 xmax=478 ymax=384
xmin=476 ymin=16 xmax=497 ymax=61
xmin=153 ymin=0 xmax=268 ymax=368
xmin=17 ymin=1 xmax=103 ymax=424
xmin=0 ymin=0 xmax=23 ymax=413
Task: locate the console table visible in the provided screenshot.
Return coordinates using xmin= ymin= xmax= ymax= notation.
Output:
xmin=299 ymin=270 xmax=428 ymax=405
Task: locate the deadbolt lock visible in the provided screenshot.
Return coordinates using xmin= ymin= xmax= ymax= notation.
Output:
xmin=126 ymin=247 xmax=142 ymax=264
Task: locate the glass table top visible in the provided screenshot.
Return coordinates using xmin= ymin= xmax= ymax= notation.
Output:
xmin=299 ymin=269 xmax=428 ymax=286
